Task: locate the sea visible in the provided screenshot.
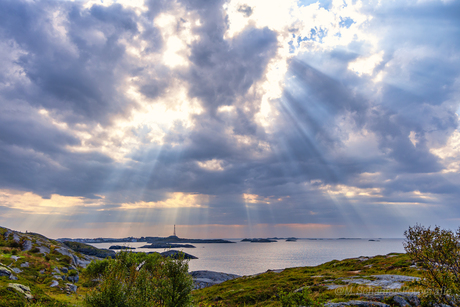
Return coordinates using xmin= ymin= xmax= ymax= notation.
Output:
xmin=89 ymin=238 xmax=405 ymax=276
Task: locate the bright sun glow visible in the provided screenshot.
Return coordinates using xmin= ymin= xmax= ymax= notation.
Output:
xmin=119 ymin=192 xmax=210 ymax=209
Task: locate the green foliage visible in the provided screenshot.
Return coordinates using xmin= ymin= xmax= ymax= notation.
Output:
xmin=29 ymin=247 xmax=40 ymax=253
xmin=404 ymin=224 xmax=460 ymax=306
xmin=279 ymin=288 xmax=322 ymax=307
xmin=59 ymin=255 xmax=72 ymax=265
xmin=84 ymin=251 xmax=194 ymax=307
xmin=68 ymin=269 xmax=78 ymax=277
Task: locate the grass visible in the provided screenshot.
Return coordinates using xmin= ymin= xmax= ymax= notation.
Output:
xmin=192 ymin=253 xmax=422 ymax=306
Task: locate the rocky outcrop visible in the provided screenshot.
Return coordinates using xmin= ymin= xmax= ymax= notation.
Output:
xmin=22 ymin=240 xmax=32 ymax=251
xmin=326 ymin=293 xmax=423 ymax=307
xmin=66 ymin=283 xmax=77 ymax=293
xmin=7 ymin=283 xmax=33 ymax=300
xmin=0 ymin=264 xmax=18 ymax=280
xmin=1 ymin=227 xmax=100 ymax=268
xmin=325 ymin=275 xmax=420 ymax=290
xmin=326 ymin=300 xmax=389 ymax=307
xmin=191 ymin=270 xmax=241 ymax=289
xmin=158 ymin=250 xmax=198 ymax=259
xmin=63 ymin=241 xmax=116 ymax=259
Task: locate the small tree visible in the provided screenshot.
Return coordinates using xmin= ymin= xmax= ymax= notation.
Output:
xmin=84 ymin=251 xmax=194 ymax=307
xmin=404 ymin=224 xmax=460 ymax=306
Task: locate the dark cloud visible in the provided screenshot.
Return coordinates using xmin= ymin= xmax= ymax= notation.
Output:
xmin=0 ymin=0 xmax=141 ymax=124
xmin=0 ymin=0 xmax=459 ymax=237
xmin=187 ymin=26 xmax=277 ymax=114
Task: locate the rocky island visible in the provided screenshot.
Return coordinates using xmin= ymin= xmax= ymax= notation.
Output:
xmin=144 ymin=235 xmax=234 ymax=244
xmin=241 ymin=238 xmax=277 ymax=243
xmin=140 ymin=243 xmax=196 ymax=248
xmin=109 ymin=245 xmax=136 ymax=250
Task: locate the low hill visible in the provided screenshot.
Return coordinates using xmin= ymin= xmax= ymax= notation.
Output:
xmin=0 ymin=226 xmax=111 ymax=306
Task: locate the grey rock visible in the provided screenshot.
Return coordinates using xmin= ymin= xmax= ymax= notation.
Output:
xmin=20 ymin=262 xmax=29 ymax=268
xmin=38 ymin=246 xmax=50 ymax=255
xmin=53 ymin=267 xmax=60 ymax=274
xmin=3 ymin=229 xmax=12 ymax=239
xmin=393 ymin=295 xmax=410 ymax=307
xmin=404 ymin=294 xmax=421 ymax=306
xmin=9 ymin=274 xmax=18 ymax=280
xmin=22 ymin=240 xmax=32 ymax=251
xmin=68 ymin=265 xmax=77 ymax=271
xmin=77 ymin=259 xmax=92 ymax=268
xmin=13 ymin=233 xmax=20 ymax=243
xmin=10 ymin=256 xmax=20 ymax=261
xmin=294 ymin=286 xmax=306 ymax=293
xmin=11 ymin=268 xmax=22 ymax=274
xmin=190 ymin=270 xmax=240 ymax=289
xmin=68 ymin=275 xmax=79 ymax=283
xmin=39 ymin=269 xmax=45 ymax=274
xmin=338 ymin=275 xmax=420 ymax=290
xmin=0 ymin=267 xmax=12 ymax=277
xmin=325 ymin=300 xmax=389 ymax=307
xmin=66 ymin=283 xmax=77 ymax=293
xmin=61 ymin=275 xmax=66 ymax=280
xmin=371 ymin=275 xmax=420 ymax=282
xmin=60 ymin=267 xmax=68 ymax=274
xmin=326 ymin=284 xmax=346 ymax=290
xmin=50 ymin=280 xmax=59 ymax=287
xmin=363 ymin=292 xmax=421 ymax=307
xmin=55 ymin=247 xmax=79 ymax=266
xmin=8 ymin=283 xmax=33 ymax=300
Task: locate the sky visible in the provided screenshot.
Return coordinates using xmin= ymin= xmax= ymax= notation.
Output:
xmin=0 ymin=0 xmax=459 ymax=239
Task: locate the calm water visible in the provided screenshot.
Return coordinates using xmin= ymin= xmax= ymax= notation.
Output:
xmin=90 ymin=239 xmax=405 ymax=276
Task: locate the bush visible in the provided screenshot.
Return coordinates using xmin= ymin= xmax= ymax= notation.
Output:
xmin=68 ymin=269 xmax=78 ymax=277
xmin=279 ymin=288 xmax=322 ymax=307
xmin=8 ymin=241 xmax=21 ymax=249
xmin=30 ymin=247 xmax=40 ymax=253
xmin=84 ymin=251 xmax=194 ymax=307
xmin=404 ymin=224 xmax=460 ymax=306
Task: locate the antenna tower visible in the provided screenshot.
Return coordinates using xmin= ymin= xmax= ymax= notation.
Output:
xmin=174 ymin=224 xmax=176 ymax=236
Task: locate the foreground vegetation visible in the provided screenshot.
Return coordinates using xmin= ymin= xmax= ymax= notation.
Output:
xmin=192 ymin=252 xmax=421 ymax=306
xmin=84 ymin=251 xmax=193 ymax=307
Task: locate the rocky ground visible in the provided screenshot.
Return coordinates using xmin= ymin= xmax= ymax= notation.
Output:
xmin=190 ymin=270 xmax=241 ymax=289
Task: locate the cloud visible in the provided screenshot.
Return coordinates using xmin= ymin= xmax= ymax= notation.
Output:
xmin=0 ymin=0 xmax=459 ymax=238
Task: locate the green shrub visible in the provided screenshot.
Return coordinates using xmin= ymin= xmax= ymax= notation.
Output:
xmin=30 ymin=247 xmax=40 ymax=253
xmin=279 ymin=288 xmax=322 ymax=307
xmin=59 ymin=255 xmax=72 ymax=265
xmin=68 ymin=269 xmax=78 ymax=277
xmin=404 ymin=224 xmax=460 ymax=306
xmin=84 ymin=251 xmax=194 ymax=307
xmin=8 ymin=241 xmax=21 ymax=249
